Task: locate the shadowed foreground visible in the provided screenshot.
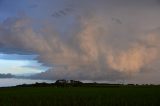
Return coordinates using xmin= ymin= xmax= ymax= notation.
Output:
xmin=0 ymin=85 xmax=160 ymax=106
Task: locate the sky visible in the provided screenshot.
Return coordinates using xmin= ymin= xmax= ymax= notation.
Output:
xmin=0 ymin=0 xmax=160 ymax=84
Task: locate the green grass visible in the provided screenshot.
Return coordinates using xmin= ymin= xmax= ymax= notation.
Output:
xmin=0 ymin=86 xmax=160 ymax=106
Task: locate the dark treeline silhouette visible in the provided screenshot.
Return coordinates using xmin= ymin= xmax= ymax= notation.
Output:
xmin=17 ymin=79 xmax=83 ymax=87
xmin=15 ymin=79 xmax=160 ymax=88
xmin=55 ymin=79 xmax=83 ymax=87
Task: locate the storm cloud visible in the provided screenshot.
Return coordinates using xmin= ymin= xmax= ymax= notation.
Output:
xmin=0 ymin=73 xmax=15 ymax=78
xmin=0 ymin=0 xmax=160 ymax=83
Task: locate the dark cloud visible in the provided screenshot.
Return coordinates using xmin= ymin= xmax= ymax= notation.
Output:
xmin=29 ymin=4 xmax=38 ymax=9
xmin=112 ymin=18 xmax=122 ymax=24
xmin=0 ymin=73 xmax=15 ymax=78
xmin=0 ymin=54 xmax=36 ymax=60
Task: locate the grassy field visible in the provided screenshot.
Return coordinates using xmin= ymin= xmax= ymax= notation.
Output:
xmin=0 ymin=86 xmax=160 ymax=106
